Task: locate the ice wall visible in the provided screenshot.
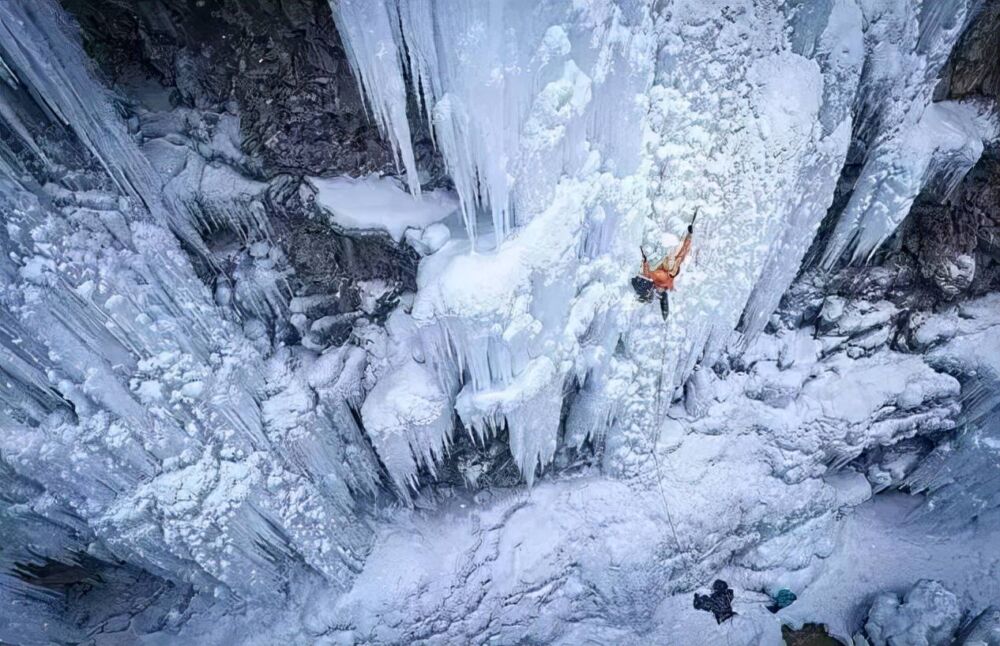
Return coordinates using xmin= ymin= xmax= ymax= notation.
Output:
xmin=333 ymin=0 xmax=656 ymax=485
xmin=331 ymin=0 xmax=996 ymax=486
xmin=637 ymin=1 xmax=852 ymax=395
xmin=0 ymin=0 xmax=380 ymax=605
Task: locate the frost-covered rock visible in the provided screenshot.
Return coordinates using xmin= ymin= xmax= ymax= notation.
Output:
xmin=864 ymin=580 xmax=961 ymax=646
xmin=924 ymin=252 xmax=977 ymax=299
xmin=959 ymin=606 xmax=1000 ymax=646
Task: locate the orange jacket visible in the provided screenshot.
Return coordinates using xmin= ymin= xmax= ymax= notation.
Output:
xmin=641 ymin=232 xmax=692 ymax=291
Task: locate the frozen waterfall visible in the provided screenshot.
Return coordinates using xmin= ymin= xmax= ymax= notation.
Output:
xmin=0 ymin=0 xmax=998 ymax=643
xmin=0 ymin=0 xmax=379 ymax=608
xmin=330 ymin=0 xmax=994 ymax=485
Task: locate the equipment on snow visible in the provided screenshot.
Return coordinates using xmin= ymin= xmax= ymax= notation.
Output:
xmin=767 ymin=588 xmax=797 ymax=613
xmin=693 ymin=579 xmax=736 ymax=624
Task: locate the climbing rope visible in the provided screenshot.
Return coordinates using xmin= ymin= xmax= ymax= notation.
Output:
xmin=652 ymin=325 xmax=685 ymax=557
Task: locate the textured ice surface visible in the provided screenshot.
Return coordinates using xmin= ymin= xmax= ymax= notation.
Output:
xmin=332 ymin=0 xmax=993 ymax=487
xmin=0 ymin=0 xmax=998 ymax=642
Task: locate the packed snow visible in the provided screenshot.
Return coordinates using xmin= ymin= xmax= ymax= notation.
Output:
xmin=307 ymin=174 xmax=459 ymax=243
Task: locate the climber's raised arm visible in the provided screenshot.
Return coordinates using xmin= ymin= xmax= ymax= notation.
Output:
xmin=665 ymin=211 xmax=696 ymax=277
xmin=668 ymin=229 xmax=693 ymax=278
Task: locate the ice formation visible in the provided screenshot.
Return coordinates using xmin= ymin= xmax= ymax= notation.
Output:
xmin=330 ymin=0 xmax=994 ymax=486
xmin=0 ymin=0 xmax=998 ymax=643
xmin=0 ymin=0 xmax=377 ymax=616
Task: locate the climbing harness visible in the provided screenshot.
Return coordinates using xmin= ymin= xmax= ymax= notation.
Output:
xmin=633 ymin=209 xmax=697 ymax=321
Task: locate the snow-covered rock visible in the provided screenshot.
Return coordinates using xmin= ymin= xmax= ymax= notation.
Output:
xmin=864 ymin=580 xmax=962 ymax=646
xmin=306 ymin=174 xmax=459 ymax=243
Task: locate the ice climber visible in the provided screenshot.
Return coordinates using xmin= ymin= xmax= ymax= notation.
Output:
xmin=632 ymin=210 xmax=696 ymax=320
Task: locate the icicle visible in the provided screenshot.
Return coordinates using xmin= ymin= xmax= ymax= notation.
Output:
xmin=822 ymin=100 xmax=997 ymax=267
xmin=0 ymin=0 xmax=207 ymax=254
xmin=327 ymin=0 xmax=421 ymax=196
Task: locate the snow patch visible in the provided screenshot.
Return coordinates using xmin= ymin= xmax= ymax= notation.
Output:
xmin=307 ymin=174 xmax=458 ymax=243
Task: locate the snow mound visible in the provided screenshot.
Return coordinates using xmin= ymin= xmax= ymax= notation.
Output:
xmin=864 ymin=579 xmax=961 ymax=646
xmin=307 ymin=175 xmax=458 ymax=243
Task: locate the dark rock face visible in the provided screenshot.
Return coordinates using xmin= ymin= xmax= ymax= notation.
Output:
xmin=943 ymin=2 xmax=1000 ymax=103
xmin=901 ymin=155 xmax=1000 ymax=300
xmin=882 ymin=3 xmax=1000 ymax=303
xmin=62 ymin=0 xmax=394 ymax=178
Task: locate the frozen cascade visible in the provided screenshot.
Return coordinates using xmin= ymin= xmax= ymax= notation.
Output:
xmin=737 ymin=0 xmax=866 ymax=339
xmin=333 ymin=0 xmax=656 ymax=484
xmin=358 ymin=304 xmax=458 ymax=494
xmin=333 ymin=0 xmax=994 ymax=484
xmin=0 ymin=0 xmax=998 ymax=639
xmin=627 ymin=0 xmax=855 ymax=464
xmin=0 ymin=1 xmax=205 ymax=254
xmin=0 ymin=0 xmax=381 ymax=606
xmin=823 ymin=98 xmax=998 ymax=266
